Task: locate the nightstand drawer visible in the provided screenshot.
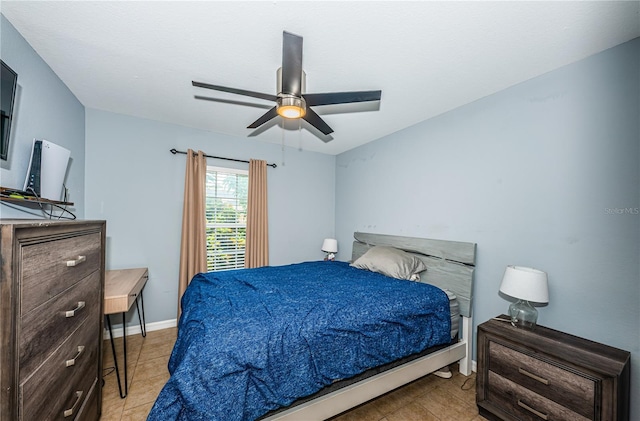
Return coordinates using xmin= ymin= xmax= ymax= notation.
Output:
xmin=489 ymin=341 xmax=595 ymax=418
xmin=488 ymin=371 xmax=590 ymax=421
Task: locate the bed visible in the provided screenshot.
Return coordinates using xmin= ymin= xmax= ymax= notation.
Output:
xmin=148 ymin=232 xmax=476 ymax=421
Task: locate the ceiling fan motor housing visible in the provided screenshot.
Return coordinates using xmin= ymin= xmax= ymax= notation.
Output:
xmin=276 ymin=67 xmax=307 ymax=118
xmin=277 ymin=67 xmax=306 ymax=96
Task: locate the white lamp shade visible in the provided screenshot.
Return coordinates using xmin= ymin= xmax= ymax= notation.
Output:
xmin=499 ymin=265 xmax=549 ymax=303
xmin=321 ymin=238 xmax=338 ymax=253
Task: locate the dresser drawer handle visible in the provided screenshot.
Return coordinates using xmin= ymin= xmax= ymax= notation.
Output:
xmin=65 ymin=301 xmax=86 ymax=318
xmin=63 ymin=391 xmax=83 ymax=417
xmin=518 ymin=399 xmax=549 ymax=420
xmin=65 ymin=345 xmax=85 ymax=367
xmin=66 ymin=255 xmax=87 ymax=267
xmin=518 ymin=367 xmax=549 ymax=385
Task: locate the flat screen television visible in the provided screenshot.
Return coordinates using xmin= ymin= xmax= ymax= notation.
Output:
xmin=1 ymin=60 xmax=18 ymax=161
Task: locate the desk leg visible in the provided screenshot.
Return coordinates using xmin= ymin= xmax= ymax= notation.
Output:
xmin=135 ymin=291 xmax=147 ymax=338
xmin=106 ymin=314 xmax=128 ymax=398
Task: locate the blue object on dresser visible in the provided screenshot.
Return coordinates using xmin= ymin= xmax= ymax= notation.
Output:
xmin=148 ymin=261 xmax=451 ymax=421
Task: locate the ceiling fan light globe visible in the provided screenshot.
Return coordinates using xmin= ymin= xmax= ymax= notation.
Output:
xmin=276 ymin=95 xmax=306 ymax=119
xmin=278 ymin=105 xmax=306 ymax=119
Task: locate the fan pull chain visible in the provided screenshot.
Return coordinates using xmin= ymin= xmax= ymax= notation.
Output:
xmin=298 ymin=119 xmax=303 ymax=151
xmin=281 ymin=124 xmax=286 ymax=167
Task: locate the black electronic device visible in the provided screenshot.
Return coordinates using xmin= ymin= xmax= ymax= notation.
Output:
xmin=25 ymin=140 xmax=42 ymax=195
xmin=1 ymin=60 xmax=18 ymax=161
xmin=23 ymin=139 xmax=70 ymax=201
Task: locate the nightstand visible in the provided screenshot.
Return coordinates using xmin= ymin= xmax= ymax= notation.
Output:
xmin=476 ymin=316 xmax=630 ymax=421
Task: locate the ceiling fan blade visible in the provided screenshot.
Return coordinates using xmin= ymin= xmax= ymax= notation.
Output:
xmin=303 ymin=107 xmax=333 ymax=137
xmin=303 ymin=90 xmax=382 ymax=106
xmin=192 ymin=81 xmax=277 ymax=102
xmin=281 ymin=31 xmax=303 ymax=96
xmin=247 ymin=106 xmax=278 ymax=129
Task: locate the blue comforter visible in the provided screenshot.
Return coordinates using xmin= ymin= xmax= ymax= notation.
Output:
xmin=148 ymin=261 xmax=451 ymax=421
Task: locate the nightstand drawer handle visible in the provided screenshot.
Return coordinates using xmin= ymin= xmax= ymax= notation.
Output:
xmin=65 ymin=301 xmax=86 ymax=318
xmin=518 ymin=399 xmax=548 ymax=420
xmin=65 ymin=345 xmax=85 ymax=367
xmin=66 ymin=255 xmax=86 ymax=267
xmin=519 ymin=367 xmax=549 ymax=385
xmin=63 ymin=391 xmax=83 ymax=417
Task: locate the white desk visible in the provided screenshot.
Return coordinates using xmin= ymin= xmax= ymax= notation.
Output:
xmin=104 ymin=267 xmax=149 ymax=398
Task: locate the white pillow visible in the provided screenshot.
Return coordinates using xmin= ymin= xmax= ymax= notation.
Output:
xmin=350 ymin=246 xmax=427 ymax=280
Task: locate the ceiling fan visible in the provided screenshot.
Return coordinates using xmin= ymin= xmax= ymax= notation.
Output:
xmin=192 ymin=31 xmax=382 ymax=142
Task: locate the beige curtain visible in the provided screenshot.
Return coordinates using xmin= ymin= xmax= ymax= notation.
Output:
xmin=178 ymin=149 xmax=207 ymax=318
xmin=245 ymin=159 xmax=269 ymax=268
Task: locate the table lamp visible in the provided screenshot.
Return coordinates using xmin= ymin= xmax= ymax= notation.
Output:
xmin=499 ymin=265 xmax=549 ymax=329
xmin=321 ymin=238 xmax=338 ymax=261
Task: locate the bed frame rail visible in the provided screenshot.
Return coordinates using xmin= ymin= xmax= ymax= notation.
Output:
xmin=265 ymin=315 xmax=473 ymax=420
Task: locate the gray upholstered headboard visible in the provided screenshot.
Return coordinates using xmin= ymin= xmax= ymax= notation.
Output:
xmin=351 ymin=232 xmax=476 ymax=318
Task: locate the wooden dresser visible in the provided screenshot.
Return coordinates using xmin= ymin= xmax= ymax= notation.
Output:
xmin=477 ymin=316 xmax=630 ymax=421
xmin=0 ymin=219 xmax=106 ymax=421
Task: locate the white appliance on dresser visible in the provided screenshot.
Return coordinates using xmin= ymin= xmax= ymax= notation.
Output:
xmin=0 ymin=219 xmax=106 ymax=421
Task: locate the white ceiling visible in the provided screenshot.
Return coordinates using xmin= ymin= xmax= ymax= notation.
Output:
xmin=2 ymin=1 xmax=639 ymax=155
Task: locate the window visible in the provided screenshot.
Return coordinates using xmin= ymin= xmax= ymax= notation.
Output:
xmin=205 ymin=166 xmax=248 ymax=271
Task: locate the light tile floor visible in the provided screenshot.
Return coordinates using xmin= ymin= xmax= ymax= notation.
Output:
xmin=101 ymin=327 xmax=176 ymax=421
xmin=100 ymin=327 xmax=488 ymax=421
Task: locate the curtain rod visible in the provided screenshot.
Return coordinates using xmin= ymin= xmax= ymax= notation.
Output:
xmin=169 ymin=148 xmax=277 ymax=168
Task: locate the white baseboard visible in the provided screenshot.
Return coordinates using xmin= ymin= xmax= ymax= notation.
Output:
xmin=103 ymin=318 xmax=177 ymax=340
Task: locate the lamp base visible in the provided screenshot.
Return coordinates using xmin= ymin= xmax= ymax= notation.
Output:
xmin=508 ymin=299 xmax=538 ymax=330
xmin=324 ymin=253 xmax=335 ymax=261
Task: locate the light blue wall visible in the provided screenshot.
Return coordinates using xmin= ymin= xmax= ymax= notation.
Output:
xmin=4 ymin=10 xmax=638 ymax=414
xmin=336 ymin=37 xmax=639 ymax=418
xmin=0 ymin=15 xmax=85 ymax=218
xmin=84 ymin=109 xmax=336 ymax=326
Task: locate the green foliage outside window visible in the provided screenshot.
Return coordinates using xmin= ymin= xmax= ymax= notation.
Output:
xmin=205 ymin=169 xmax=248 ymax=271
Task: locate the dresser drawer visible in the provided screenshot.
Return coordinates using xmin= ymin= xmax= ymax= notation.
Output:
xmin=74 ymin=377 xmax=99 ymax=421
xmin=19 ymin=272 xmax=101 ymax=376
xmin=21 ymin=375 xmax=97 ymax=421
xmin=21 ymin=232 xmax=102 ymax=316
xmin=487 ymin=371 xmax=590 ymax=421
xmin=19 ymin=310 xmax=100 ymax=421
xmin=488 ymin=341 xmax=596 ymax=418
